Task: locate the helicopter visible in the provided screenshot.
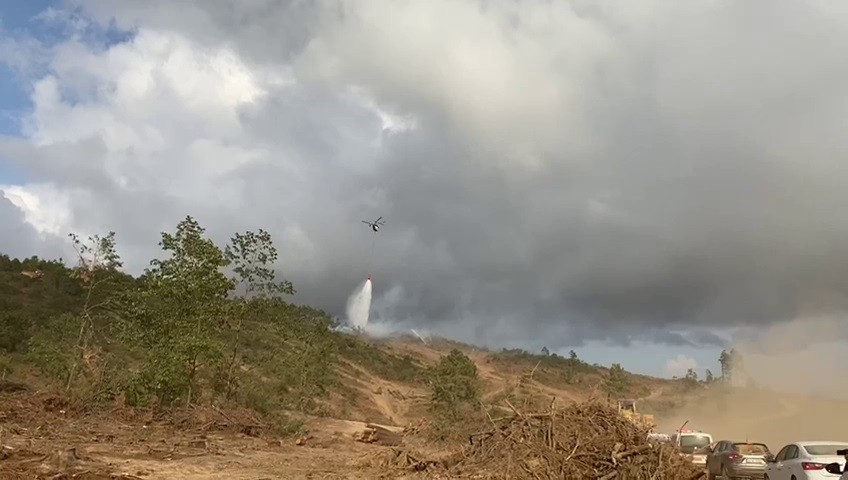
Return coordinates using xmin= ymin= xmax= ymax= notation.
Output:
xmin=362 ymin=216 xmax=385 ymax=232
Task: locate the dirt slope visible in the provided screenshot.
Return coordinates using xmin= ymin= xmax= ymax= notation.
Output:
xmin=4 ymin=334 xmax=845 ymax=478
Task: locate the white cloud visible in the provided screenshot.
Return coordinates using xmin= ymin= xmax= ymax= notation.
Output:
xmin=665 ymin=354 xmax=698 ymax=378
xmin=3 ymin=1 xmax=848 ymax=354
xmin=0 ymin=183 xmax=74 ymax=236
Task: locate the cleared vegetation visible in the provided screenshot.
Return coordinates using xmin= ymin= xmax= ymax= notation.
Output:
xmin=0 ymin=216 xmax=753 ymax=478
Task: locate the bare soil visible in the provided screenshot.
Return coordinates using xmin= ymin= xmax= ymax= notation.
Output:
xmin=0 ymin=389 xmax=416 ymax=479
xmin=4 ymin=338 xmax=843 ymax=479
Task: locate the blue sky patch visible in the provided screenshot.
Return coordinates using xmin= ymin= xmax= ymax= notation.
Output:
xmin=0 ymin=1 xmax=133 ymax=184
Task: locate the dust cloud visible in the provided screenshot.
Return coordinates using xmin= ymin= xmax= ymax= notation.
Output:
xmin=655 ymin=316 xmax=848 ymax=450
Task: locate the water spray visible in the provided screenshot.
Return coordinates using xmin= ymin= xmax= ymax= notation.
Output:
xmin=345 ymin=274 xmax=372 ymax=330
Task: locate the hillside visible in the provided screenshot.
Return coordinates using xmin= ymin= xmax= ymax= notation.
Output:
xmin=1 ymin=218 xmax=845 ymax=479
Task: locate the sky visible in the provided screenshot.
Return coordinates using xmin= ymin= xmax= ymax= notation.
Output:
xmin=2 ymin=0 xmax=848 ymax=380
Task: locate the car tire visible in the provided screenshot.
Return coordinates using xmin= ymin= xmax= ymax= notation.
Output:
xmin=707 ymin=471 xmax=716 ymax=480
xmin=721 ymin=465 xmax=734 ymax=480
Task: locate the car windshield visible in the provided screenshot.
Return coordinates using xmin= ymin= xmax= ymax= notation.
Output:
xmin=680 ymin=435 xmax=712 ymax=449
xmin=803 ymin=445 xmax=848 ymax=456
xmin=734 ymin=443 xmax=769 ymax=455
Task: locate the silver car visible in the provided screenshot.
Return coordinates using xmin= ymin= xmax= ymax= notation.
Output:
xmin=707 ymin=440 xmax=771 ymax=479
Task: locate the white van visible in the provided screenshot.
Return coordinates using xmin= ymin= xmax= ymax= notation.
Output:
xmin=670 ymin=430 xmax=713 ymax=467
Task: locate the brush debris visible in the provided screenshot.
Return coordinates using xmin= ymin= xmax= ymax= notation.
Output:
xmin=381 ymin=400 xmax=705 ymax=479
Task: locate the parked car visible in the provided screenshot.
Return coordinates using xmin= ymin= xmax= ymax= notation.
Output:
xmin=706 ymin=440 xmax=771 ymax=480
xmin=764 ymin=441 xmax=848 ymax=480
xmin=670 ymin=430 xmax=713 ymax=468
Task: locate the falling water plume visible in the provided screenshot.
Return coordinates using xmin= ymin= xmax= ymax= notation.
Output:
xmin=346 ymin=275 xmax=372 ymax=330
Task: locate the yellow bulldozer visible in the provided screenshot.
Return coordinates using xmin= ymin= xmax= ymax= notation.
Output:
xmin=617 ymin=399 xmax=655 ymax=431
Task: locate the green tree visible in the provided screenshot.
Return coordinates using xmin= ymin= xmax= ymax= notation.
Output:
xmin=719 ymin=348 xmax=744 ymax=385
xmin=718 ymin=349 xmax=731 ymax=381
xmin=603 ymin=363 xmax=630 ymax=398
xmin=0 ymin=311 xmax=31 ymax=353
xmin=565 ymin=349 xmax=580 ymax=384
xmin=222 ymin=228 xmax=296 ymax=397
xmin=541 ymin=346 xmax=550 ymax=356
xmin=705 ymin=369 xmax=714 ymax=383
xmin=224 ymin=229 xmax=294 ymax=299
xmin=429 ymin=349 xmax=479 ymax=419
xmin=121 ymin=216 xmax=235 ymax=406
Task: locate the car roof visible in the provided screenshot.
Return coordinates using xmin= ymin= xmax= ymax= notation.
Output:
xmin=722 ymin=440 xmax=768 ymax=444
xmin=793 ymin=441 xmax=848 ymax=446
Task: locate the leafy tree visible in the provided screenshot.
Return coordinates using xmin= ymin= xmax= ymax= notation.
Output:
xmin=603 ymin=363 xmax=630 ymax=398
xmin=565 ymin=349 xmax=580 ymax=384
xmin=224 ymin=229 xmax=294 ymax=299
xmin=120 ymin=216 xmax=234 ymax=406
xmin=719 ymin=348 xmax=744 ymax=385
xmin=705 ymin=369 xmax=714 ymax=383
xmin=429 ymin=349 xmax=479 ymax=417
xmin=222 ymin=229 xmax=295 ymax=397
xmin=718 ymin=349 xmax=730 ymax=381
xmin=540 ymin=346 xmax=550 ymax=356
xmin=0 ymin=311 xmax=31 ymax=353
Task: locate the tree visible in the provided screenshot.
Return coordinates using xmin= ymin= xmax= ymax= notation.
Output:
xmin=729 ymin=348 xmax=744 ymax=382
xmin=222 ymin=229 xmax=295 ymax=397
xmin=685 ymin=368 xmax=698 ymax=382
xmin=683 ymin=368 xmax=699 ymax=389
xmin=429 ymin=349 xmax=479 ymax=416
xmin=705 ymin=369 xmax=714 ymax=383
xmin=224 ymin=229 xmax=294 ymax=299
xmin=565 ymin=349 xmax=580 ymax=384
xmin=541 ymin=346 xmax=550 ymax=356
xmin=121 ymin=216 xmax=235 ymax=406
xmin=603 ymin=363 xmax=630 ymax=398
xmin=64 ymin=232 xmax=123 ymax=394
xmin=718 ymin=349 xmax=731 ymax=381
xmin=719 ymin=348 xmax=744 ymax=385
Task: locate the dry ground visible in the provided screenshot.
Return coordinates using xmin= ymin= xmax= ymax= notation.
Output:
xmin=0 ymin=388 xmax=424 ymax=479
xmin=2 ymin=337 xmax=846 ymax=479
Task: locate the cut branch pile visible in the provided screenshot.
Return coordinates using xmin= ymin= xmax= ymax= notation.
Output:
xmin=374 ymin=400 xmax=705 ymax=479
xmin=451 ymin=400 xmax=704 ymax=479
xmin=169 ymin=404 xmax=268 ymax=436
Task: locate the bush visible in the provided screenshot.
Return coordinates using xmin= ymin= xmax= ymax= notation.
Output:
xmin=427 ymin=349 xmax=481 ymax=439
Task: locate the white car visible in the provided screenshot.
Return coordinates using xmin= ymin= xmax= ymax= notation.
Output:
xmin=670 ymin=430 xmax=713 ymax=468
xmin=764 ymin=441 xmax=848 ymax=480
